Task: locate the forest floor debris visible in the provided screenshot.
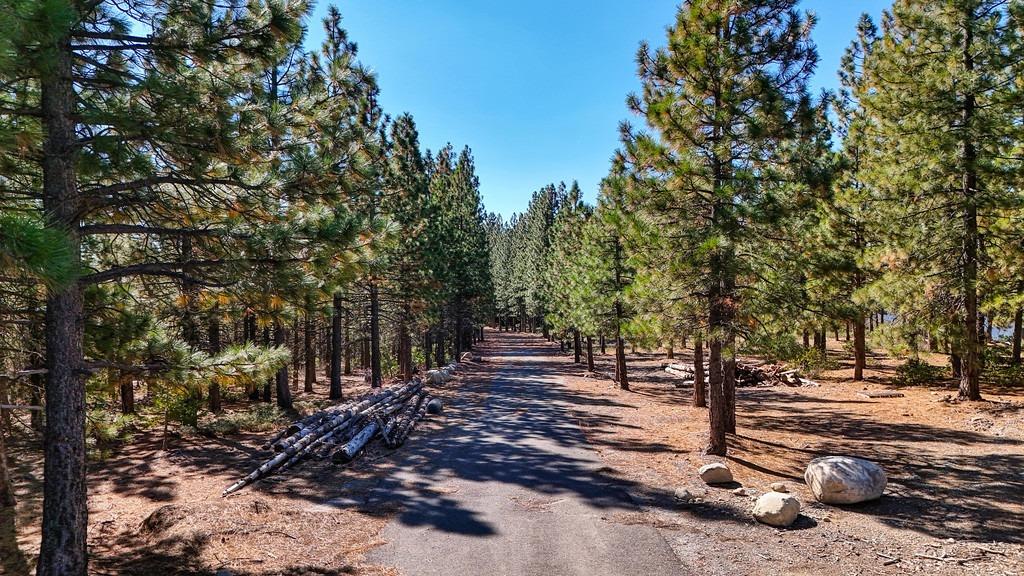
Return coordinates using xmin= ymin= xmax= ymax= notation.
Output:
xmin=1 ymin=366 xmax=476 ymax=576
xmin=557 ymin=338 xmax=1024 ymax=575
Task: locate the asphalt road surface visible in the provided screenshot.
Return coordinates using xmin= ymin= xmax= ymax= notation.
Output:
xmin=367 ymin=332 xmax=686 ymax=576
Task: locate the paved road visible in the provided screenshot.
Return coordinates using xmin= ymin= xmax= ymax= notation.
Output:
xmin=367 ymin=332 xmax=686 ymax=576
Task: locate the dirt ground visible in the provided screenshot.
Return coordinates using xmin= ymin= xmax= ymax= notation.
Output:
xmin=553 ymin=337 xmax=1024 ymax=575
xmin=4 ymin=332 xmax=1024 ymax=576
xmin=1 ymin=370 xmax=480 ymax=576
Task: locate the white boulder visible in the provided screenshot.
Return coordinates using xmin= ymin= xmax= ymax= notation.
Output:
xmin=752 ymin=492 xmax=800 ymax=527
xmin=698 ymin=462 xmax=733 ymax=485
xmin=804 ymin=456 xmax=886 ymax=504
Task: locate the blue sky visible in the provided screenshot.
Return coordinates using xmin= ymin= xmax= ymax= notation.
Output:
xmin=307 ymin=1 xmax=891 ymax=219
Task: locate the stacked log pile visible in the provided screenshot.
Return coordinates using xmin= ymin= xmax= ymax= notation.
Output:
xmin=222 ymin=361 xmax=460 ymax=496
xmin=664 ymin=362 xmax=818 ymax=388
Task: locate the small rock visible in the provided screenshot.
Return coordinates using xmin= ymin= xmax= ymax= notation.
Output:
xmin=732 ymin=487 xmax=752 ymax=497
xmin=460 ymin=352 xmax=474 ymax=362
xmin=698 ymin=462 xmax=733 ymax=485
xmin=673 ymin=487 xmax=694 ymax=502
xmin=805 ymin=456 xmax=887 ymax=504
xmin=752 ymin=492 xmax=801 ymax=527
xmin=426 ymin=398 xmax=444 ymax=415
xmin=769 ymin=482 xmax=789 ymax=493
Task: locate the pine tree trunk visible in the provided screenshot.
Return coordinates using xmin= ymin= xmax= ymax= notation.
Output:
xmin=424 ymin=332 xmax=432 ymax=370
xmin=666 ymin=340 xmax=674 ymax=360
xmin=208 ymin=317 xmax=222 ymax=413
xmin=707 ymin=336 xmax=726 ymax=456
xmin=693 ymin=334 xmax=706 ymax=408
xmin=290 ymin=317 xmax=300 ymax=391
xmin=261 ymin=326 xmax=273 ymax=402
xmin=330 ymin=294 xmax=343 ymax=400
xmin=0 ymin=417 xmax=14 ymax=507
xmin=586 ymin=336 xmax=595 ymax=371
xmin=343 ymin=309 xmax=352 ymax=375
xmin=246 ymin=314 xmax=260 ymax=401
xmin=958 ymin=12 xmax=981 ymax=401
xmin=305 ymin=311 xmax=316 ymax=393
xmin=274 ymin=321 xmax=291 ymax=409
xmin=454 ymin=306 xmax=464 ymax=360
xmin=853 ymin=314 xmax=866 ymax=381
xmin=38 ymin=39 xmax=88 ymax=576
xmin=600 ymin=335 xmax=606 ymax=355
xmin=435 ymin=312 xmax=446 ymax=366
xmin=29 ymin=369 xmax=43 ymax=433
xmin=119 ymin=373 xmax=134 ymax=415
xmin=615 ymin=337 xmax=628 ymax=390
xmin=573 ymin=330 xmax=581 ymax=364
xmin=369 ymin=283 xmax=382 ymax=388
xmin=1012 ymin=308 xmax=1022 ymax=365
xmin=724 ymin=335 xmax=737 ymax=434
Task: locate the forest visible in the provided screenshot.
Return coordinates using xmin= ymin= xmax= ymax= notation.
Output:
xmin=1 ymin=0 xmax=1023 ymax=575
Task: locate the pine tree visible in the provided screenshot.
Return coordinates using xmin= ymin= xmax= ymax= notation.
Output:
xmin=580 ymin=173 xmax=637 ymax=389
xmin=545 ymin=182 xmax=591 ymax=358
xmin=0 ymin=1 xmax=308 ymax=571
xmin=621 ymin=0 xmax=817 ymax=455
xmin=863 ymin=0 xmax=1023 ymax=400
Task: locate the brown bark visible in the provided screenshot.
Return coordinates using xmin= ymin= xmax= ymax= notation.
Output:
xmin=262 ymin=326 xmax=273 ymax=403
xmin=1013 ymin=308 xmax=1022 ymax=365
xmin=38 ymin=36 xmax=88 ymax=576
xmin=424 ymin=332 xmax=432 ymax=370
xmin=0 ymin=417 xmax=14 ymax=507
xmin=958 ymin=9 xmax=981 ymax=401
xmin=119 ymin=373 xmax=134 ymax=415
xmin=290 ymin=318 xmax=300 ymax=391
xmin=615 ymin=336 xmax=628 ymax=390
xmin=853 ymin=315 xmax=866 ymax=381
xmin=693 ymin=334 xmax=706 ymax=408
xmin=304 ymin=311 xmax=316 ymax=393
xmin=344 ymin=309 xmax=352 ymax=376
xmin=573 ymin=330 xmax=582 ymax=364
xmin=330 ymin=294 xmax=343 ymax=400
xmin=586 ymin=336 xmax=595 ymax=372
xmin=208 ymin=318 xmax=222 ymax=413
xmin=707 ymin=336 xmax=726 ymax=456
xmin=274 ymin=321 xmax=291 ymax=409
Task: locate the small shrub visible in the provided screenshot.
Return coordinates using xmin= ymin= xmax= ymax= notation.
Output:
xmin=741 ymin=332 xmax=804 ymax=364
xmin=892 ymin=358 xmax=947 ymax=386
xmin=200 ymin=403 xmax=284 ymax=436
xmin=988 ymin=363 xmax=1024 ymax=387
xmin=86 ymin=409 xmax=137 ymax=459
xmin=792 ymin=348 xmax=838 ymax=376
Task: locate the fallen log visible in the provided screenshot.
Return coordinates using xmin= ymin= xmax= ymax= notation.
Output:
xmin=223 ymin=380 xmax=422 ymax=496
xmin=387 ymin=395 xmax=431 ymax=448
xmin=332 ymin=420 xmax=380 ymax=463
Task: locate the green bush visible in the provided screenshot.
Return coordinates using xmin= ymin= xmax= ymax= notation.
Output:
xmin=86 ymin=409 xmax=137 ymax=459
xmin=892 ymin=358 xmax=947 ymax=386
xmin=792 ymin=348 xmax=838 ymax=376
xmin=741 ymin=332 xmax=804 ymax=364
xmin=987 ymin=362 xmax=1024 ymax=387
xmin=200 ymin=403 xmax=284 ymax=436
